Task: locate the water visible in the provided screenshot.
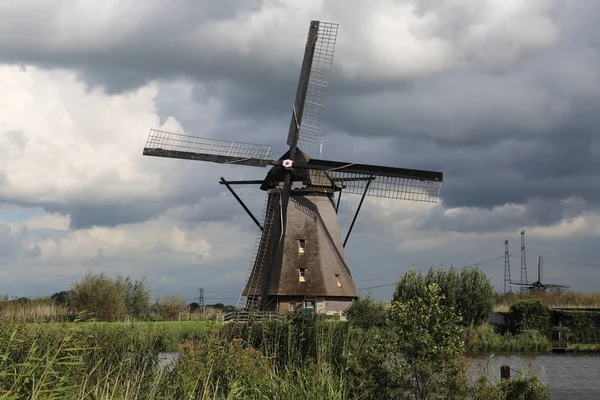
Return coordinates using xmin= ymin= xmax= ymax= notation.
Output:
xmin=468 ymin=353 xmax=600 ymax=399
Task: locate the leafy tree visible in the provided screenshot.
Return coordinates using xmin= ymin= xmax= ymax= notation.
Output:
xmin=393 ymin=265 xmax=494 ymax=326
xmin=343 ymin=294 xmax=388 ymax=329
xmin=116 ymin=276 xmax=152 ymax=319
xmin=389 ymin=283 xmax=468 ymax=399
xmin=50 ymin=291 xmax=72 ymax=308
xmin=71 ymin=272 xmax=126 ymax=321
xmin=457 ymin=266 xmax=495 ymax=326
xmin=71 ymin=272 xmax=153 ymax=321
xmin=154 ymin=293 xmax=187 ymax=320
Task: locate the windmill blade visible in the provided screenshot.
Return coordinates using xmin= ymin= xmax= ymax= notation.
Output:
xmin=292 ymin=158 xmax=443 ymax=202
xmin=542 ymin=284 xmax=570 ymax=289
xmin=297 ymin=21 xmax=339 ymax=148
xmin=143 ymin=129 xmax=274 ymax=167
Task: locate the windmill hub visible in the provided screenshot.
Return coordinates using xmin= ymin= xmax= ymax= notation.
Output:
xmin=282 ymin=159 xmax=294 ymax=169
xmin=142 ymin=20 xmax=443 ymax=316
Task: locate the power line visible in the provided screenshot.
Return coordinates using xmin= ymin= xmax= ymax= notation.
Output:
xmin=357 ymin=254 xmax=505 ymax=291
xmin=358 ymin=283 xmax=396 ymax=291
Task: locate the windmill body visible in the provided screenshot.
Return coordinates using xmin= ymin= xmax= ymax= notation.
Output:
xmin=142 ymin=21 xmax=443 ymax=315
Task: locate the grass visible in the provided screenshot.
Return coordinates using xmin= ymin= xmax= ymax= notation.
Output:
xmin=0 ymin=318 xmax=370 ymax=399
xmin=0 ymin=317 xmax=552 ymax=398
xmin=494 ymin=291 xmax=600 ymax=312
xmin=17 ymin=320 xmax=216 ymax=352
xmin=0 ymin=296 xmax=70 ymax=323
xmin=466 ymin=324 xmax=551 ymax=353
xmin=567 ymin=343 xmax=600 ymax=352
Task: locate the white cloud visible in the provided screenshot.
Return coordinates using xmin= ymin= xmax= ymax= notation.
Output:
xmin=0 ymin=66 xmax=160 ymax=204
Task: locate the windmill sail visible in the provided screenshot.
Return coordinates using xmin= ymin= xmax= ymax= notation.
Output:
xmin=292 ymin=158 xmax=443 ymax=202
xmin=143 ymin=129 xmax=273 ymax=167
xmin=297 ymin=22 xmax=338 ymax=147
xmin=142 ymin=19 xmax=446 ymax=317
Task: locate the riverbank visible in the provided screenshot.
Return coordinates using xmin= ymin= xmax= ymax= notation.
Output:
xmin=1 ymin=317 xmax=550 ymax=398
xmin=466 ymin=323 xmax=600 ymax=353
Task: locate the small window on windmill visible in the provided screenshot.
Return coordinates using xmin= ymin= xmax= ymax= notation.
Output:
xmin=298 ymin=239 xmax=306 ymax=255
xmin=299 ymin=268 xmax=306 ymax=282
xmin=335 ymin=274 xmax=342 ymax=287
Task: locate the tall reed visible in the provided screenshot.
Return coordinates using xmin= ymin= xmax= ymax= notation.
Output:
xmin=0 ymin=296 xmax=70 ymax=323
xmin=495 ymin=291 xmax=600 ymax=312
xmin=466 ymin=323 xmax=551 ymax=353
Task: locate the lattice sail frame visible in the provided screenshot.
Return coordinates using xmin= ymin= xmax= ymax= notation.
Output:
xmin=302 ymin=169 xmax=442 ymax=202
xmin=298 ymin=22 xmax=338 ymax=147
xmin=145 ymin=129 xmax=272 ymax=160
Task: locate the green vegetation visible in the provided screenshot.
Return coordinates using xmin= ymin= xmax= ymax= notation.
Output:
xmin=0 ymin=265 xmax=551 ymax=399
xmin=393 ymin=265 xmax=495 ymax=326
xmin=472 ymin=374 xmax=550 ymax=400
xmin=0 ymin=272 xmax=214 ymax=323
xmin=553 ymin=309 xmax=600 ymax=343
xmin=0 ymin=315 xmax=549 ymax=398
xmin=495 ymin=290 xmax=600 ymax=312
xmin=466 ymin=324 xmax=551 ymax=353
xmin=508 ymin=300 xmax=552 ymax=335
xmin=342 ymin=293 xmax=388 ymax=329
xmin=0 ymin=295 xmax=70 ymax=323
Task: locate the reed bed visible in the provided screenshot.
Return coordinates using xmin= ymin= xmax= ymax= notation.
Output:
xmin=0 ymin=318 xmax=374 ymax=399
xmin=0 ymin=297 xmax=70 ymax=323
xmin=494 ymin=291 xmax=600 ymax=312
xmin=466 ymin=323 xmax=551 ymax=353
xmin=0 ymin=317 xmax=549 ymax=398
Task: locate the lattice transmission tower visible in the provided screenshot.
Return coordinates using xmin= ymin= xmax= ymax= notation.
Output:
xmin=520 ymin=230 xmax=528 ymax=293
xmin=198 ymin=288 xmax=205 ymax=309
xmin=504 ymin=239 xmax=512 ymax=294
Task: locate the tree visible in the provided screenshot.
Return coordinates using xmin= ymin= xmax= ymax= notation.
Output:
xmin=343 ymin=294 xmax=388 ymax=329
xmin=456 ymin=266 xmax=495 ymax=326
xmin=51 ymin=291 xmax=72 ymax=308
xmin=155 ymin=293 xmax=187 ymax=320
xmin=389 ymin=283 xmax=468 ymax=399
xmin=71 ymin=272 xmax=126 ymax=321
xmin=393 ymin=265 xmax=494 ymax=326
xmin=116 ymin=276 xmax=152 ymax=319
xmin=70 ymin=272 xmax=153 ymax=321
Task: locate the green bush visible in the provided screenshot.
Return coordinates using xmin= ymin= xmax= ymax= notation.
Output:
xmin=466 ymin=324 xmax=551 ymax=353
xmin=343 ymin=294 xmax=388 ymax=330
xmin=553 ymin=310 xmax=600 ymax=343
xmin=471 ymin=374 xmax=550 ymax=399
xmin=509 ymin=300 xmax=551 ymax=335
xmin=393 ymin=265 xmax=494 ymax=326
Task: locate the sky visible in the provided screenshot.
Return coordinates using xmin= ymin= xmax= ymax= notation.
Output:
xmin=1 ymin=0 xmax=599 ymax=304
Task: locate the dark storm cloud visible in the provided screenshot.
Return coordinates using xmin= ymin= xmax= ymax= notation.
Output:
xmin=1 ymin=0 xmax=600 ymax=235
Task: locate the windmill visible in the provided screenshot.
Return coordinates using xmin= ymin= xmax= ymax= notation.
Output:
xmin=510 ymin=256 xmax=569 ymax=292
xmin=142 ymin=21 xmax=443 ymax=314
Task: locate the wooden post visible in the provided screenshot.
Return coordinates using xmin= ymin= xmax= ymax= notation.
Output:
xmin=501 ymin=365 xmax=511 ymax=380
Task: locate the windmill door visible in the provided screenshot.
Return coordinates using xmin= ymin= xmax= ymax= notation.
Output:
xmin=302 ymin=299 xmax=315 ymax=315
